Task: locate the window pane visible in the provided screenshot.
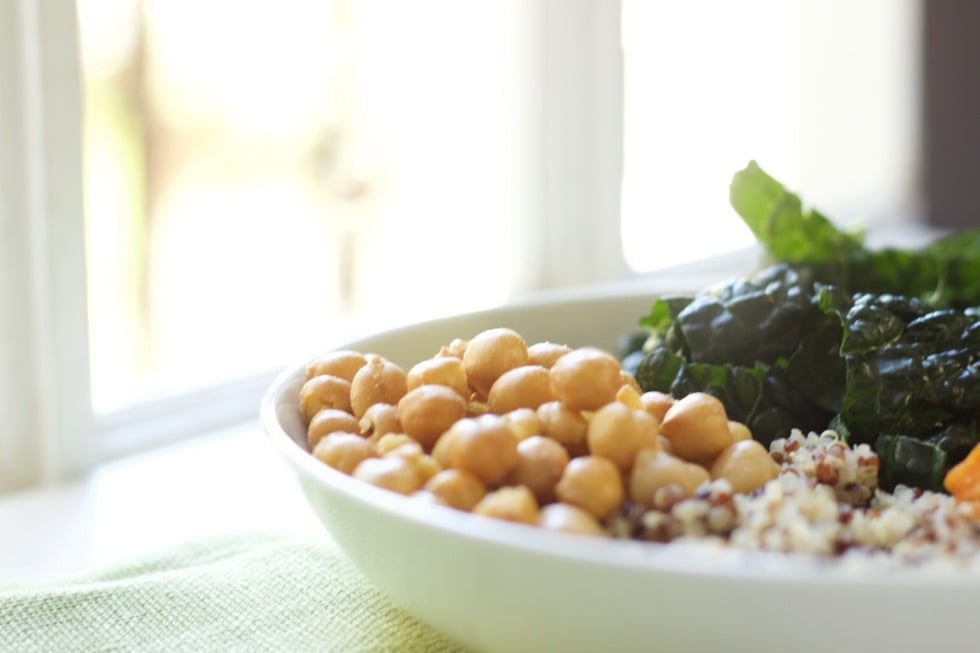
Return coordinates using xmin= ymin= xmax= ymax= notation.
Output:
xmin=78 ymin=0 xmax=523 ymax=412
xmin=621 ymin=0 xmax=921 ymax=272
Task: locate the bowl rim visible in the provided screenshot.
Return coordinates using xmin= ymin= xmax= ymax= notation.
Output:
xmin=260 ymin=297 xmax=980 ymax=588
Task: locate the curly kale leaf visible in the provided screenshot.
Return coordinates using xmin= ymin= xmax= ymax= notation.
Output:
xmin=633 ymin=264 xmax=841 ymax=447
xmin=730 ymin=160 xmax=980 ymax=309
xmin=630 ymin=262 xmax=980 ymax=489
xmin=823 ymin=291 xmax=980 ymax=448
xmin=875 ymin=425 xmax=980 ymax=493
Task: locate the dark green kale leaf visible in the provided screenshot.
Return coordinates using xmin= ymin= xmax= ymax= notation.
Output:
xmin=633 ymin=264 xmax=840 ymax=447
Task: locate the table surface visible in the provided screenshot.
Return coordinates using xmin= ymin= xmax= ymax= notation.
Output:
xmin=0 ymin=421 xmax=325 ymax=583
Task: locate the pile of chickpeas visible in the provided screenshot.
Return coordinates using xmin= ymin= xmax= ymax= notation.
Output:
xmin=298 ymin=327 xmax=780 ymax=538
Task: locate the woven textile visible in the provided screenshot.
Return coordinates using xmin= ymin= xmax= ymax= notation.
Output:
xmin=0 ymin=533 xmax=465 ymax=653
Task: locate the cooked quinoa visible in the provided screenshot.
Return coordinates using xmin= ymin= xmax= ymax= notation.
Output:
xmin=608 ymin=429 xmax=980 ymax=566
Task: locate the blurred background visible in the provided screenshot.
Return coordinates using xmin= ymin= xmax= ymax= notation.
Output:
xmin=3 ymin=0 xmax=977 ymax=491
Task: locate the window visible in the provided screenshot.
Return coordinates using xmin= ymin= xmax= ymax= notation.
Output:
xmin=1 ymin=0 xmax=922 ymax=494
xmin=621 ymin=0 xmax=921 ymax=271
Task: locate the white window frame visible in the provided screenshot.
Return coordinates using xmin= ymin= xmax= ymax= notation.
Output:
xmin=0 ymin=0 xmax=628 ymax=493
xmin=1 ymin=0 xmax=94 ymax=491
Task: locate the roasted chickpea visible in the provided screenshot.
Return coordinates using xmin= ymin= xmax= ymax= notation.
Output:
xmin=555 ymin=456 xmax=624 ymax=521
xmin=307 ymin=408 xmax=361 ymax=448
xmin=549 ymin=347 xmax=622 ymax=411
xmin=424 ymin=468 xmax=487 ymax=511
xmin=430 ymin=425 xmax=461 ymax=469
xmin=397 ymin=384 xmax=467 ymax=449
xmin=658 ymin=392 xmax=733 ymax=464
xmin=375 ymin=432 xmax=418 ymax=455
xmin=312 ymin=432 xmax=378 ymax=475
xmin=462 ymin=328 xmax=529 ymax=398
xmin=487 ymin=365 xmax=557 ymax=414
xmin=466 ymin=399 xmax=490 ymax=417
xmin=536 ymin=400 xmax=589 ymax=457
xmin=501 ymin=408 xmax=542 ymax=441
xmin=384 ymin=441 xmax=441 ymax=483
xmin=640 ymin=391 xmax=675 ymax=423
xmin=472 ymin=486 xmax=539 ymax=525
xmin=351 ymin=456 xmax=423 ymax=495
xmin=359 ymin=403 xmax=402 ymax=441
xmin=305 ymin=350 xmax=368 ymax=383
xmin=729 ymin=420 xmax=753 ymax=443
xmin=406 ymin=356 xmax=469 ymax=397
xmin=350 ymin=356 xmax=408 ymax=419
xmin=436 ymin=338 xmax=468 ymax=359
xmin=615 ymin=384 xmax=644 ymax=410
xmin=445 ymin=414 xmax=520 ymax=486
xmin=619 ymin=372 xmax=642 ymax=395
xmin=504 ymin=435 xmax=570 ymax=504
xmin=299 ymin=374 xmax=353 ymax=424
xmin=709 ymin=439 xmax=779 ymax=494
xmin=587 ymin=402 xmax=661 ymax=473
xmin=629 ymin=449 xmax=710 ymax=508
xmin=538 ymin=503 xmax=609 ymax=537
xmin=527 ymin=341 xmax=572 ymax=369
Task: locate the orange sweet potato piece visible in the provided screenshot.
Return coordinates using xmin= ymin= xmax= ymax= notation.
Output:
xmin=944 ymin=444 xmax=980 ymax=502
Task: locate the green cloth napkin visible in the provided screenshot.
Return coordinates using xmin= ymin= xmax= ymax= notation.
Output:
xmin=0 ymin=532 xmax=466 ymax=653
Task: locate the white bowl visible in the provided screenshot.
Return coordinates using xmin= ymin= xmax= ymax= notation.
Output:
xmin=261 ymin=288 xmax=980 ymax=653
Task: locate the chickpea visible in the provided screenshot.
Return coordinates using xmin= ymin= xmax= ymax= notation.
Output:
xmin=466 ymin=399 xmax=489 ymax=417
xmin=549 ymin=347 xmax=622 ymax=411
xmin=555 ymin=456 xmax=624 ymax=521
xmin=527 ymin=341 xmax=572 ymax=369
xmin=629 ymin=449 xmax=710 ymax=508
xmin=352 ymin=456 xmax=423 ymax=495
xmin=462 ymin=328 xmax=529 ymax=398
xmin=501 ymin=408 xmax=542 ymax=441
xmin=431 ymin=428 xmax=458 ymax=469
xmin=640 ymin=391 xmax=675 ymax=423
xmin=587 ymin=402 xmax=661 ymax=473
xmin=729 ymin=420 xmax=752 ymax=443
xmin=436 ymin=338 xmax=468 ymax=359
xmin=350 ymin=356 xmax=408 ymax=419
xmin=446 ymin=414 xmax=520 ymax=486
xmin=709 ymin=439 xmax=779 ymax=494
xmin=359 ymin=403 xmax=402 ymax=441
xmin=397 ymin=384 xmax=467 ymax=449
xmin=487 ymin=365 xmax=557 ymax=414
xmin=305 ymin=350 xmax=367 ymax=383
xmin=615 ymin=384 xmax=644 ymax=410
xmin=384 ymin=441 xmax=441 ymax=483
xmin=536 ymin=400 xmax=589 ymax=457
xmin=658 ymin=392 xmax=733 ymax=464
xmin=307 ymin=408 xmax=361 ymax=448
xmin=406 ymin=356 xmax=469 ymax=398
xmin=472 ymin=486 xmax=539 ymax=525
xmin=538 ymin=503 xmax=609 ymax=537
xmin=376 ymin=432 xmax=418 ymax=455
xmin=504 ymin=435 xmax=570 ymax=504
xmin=619 ymin=372 xmax=642 ymax=395
xmin=424 ymin=468 xmax=487 ymax=511
xmin=312 ymin=432 xmax=378 ymax=475
xmin=299 ymin=374 xmax=353 ymax=424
